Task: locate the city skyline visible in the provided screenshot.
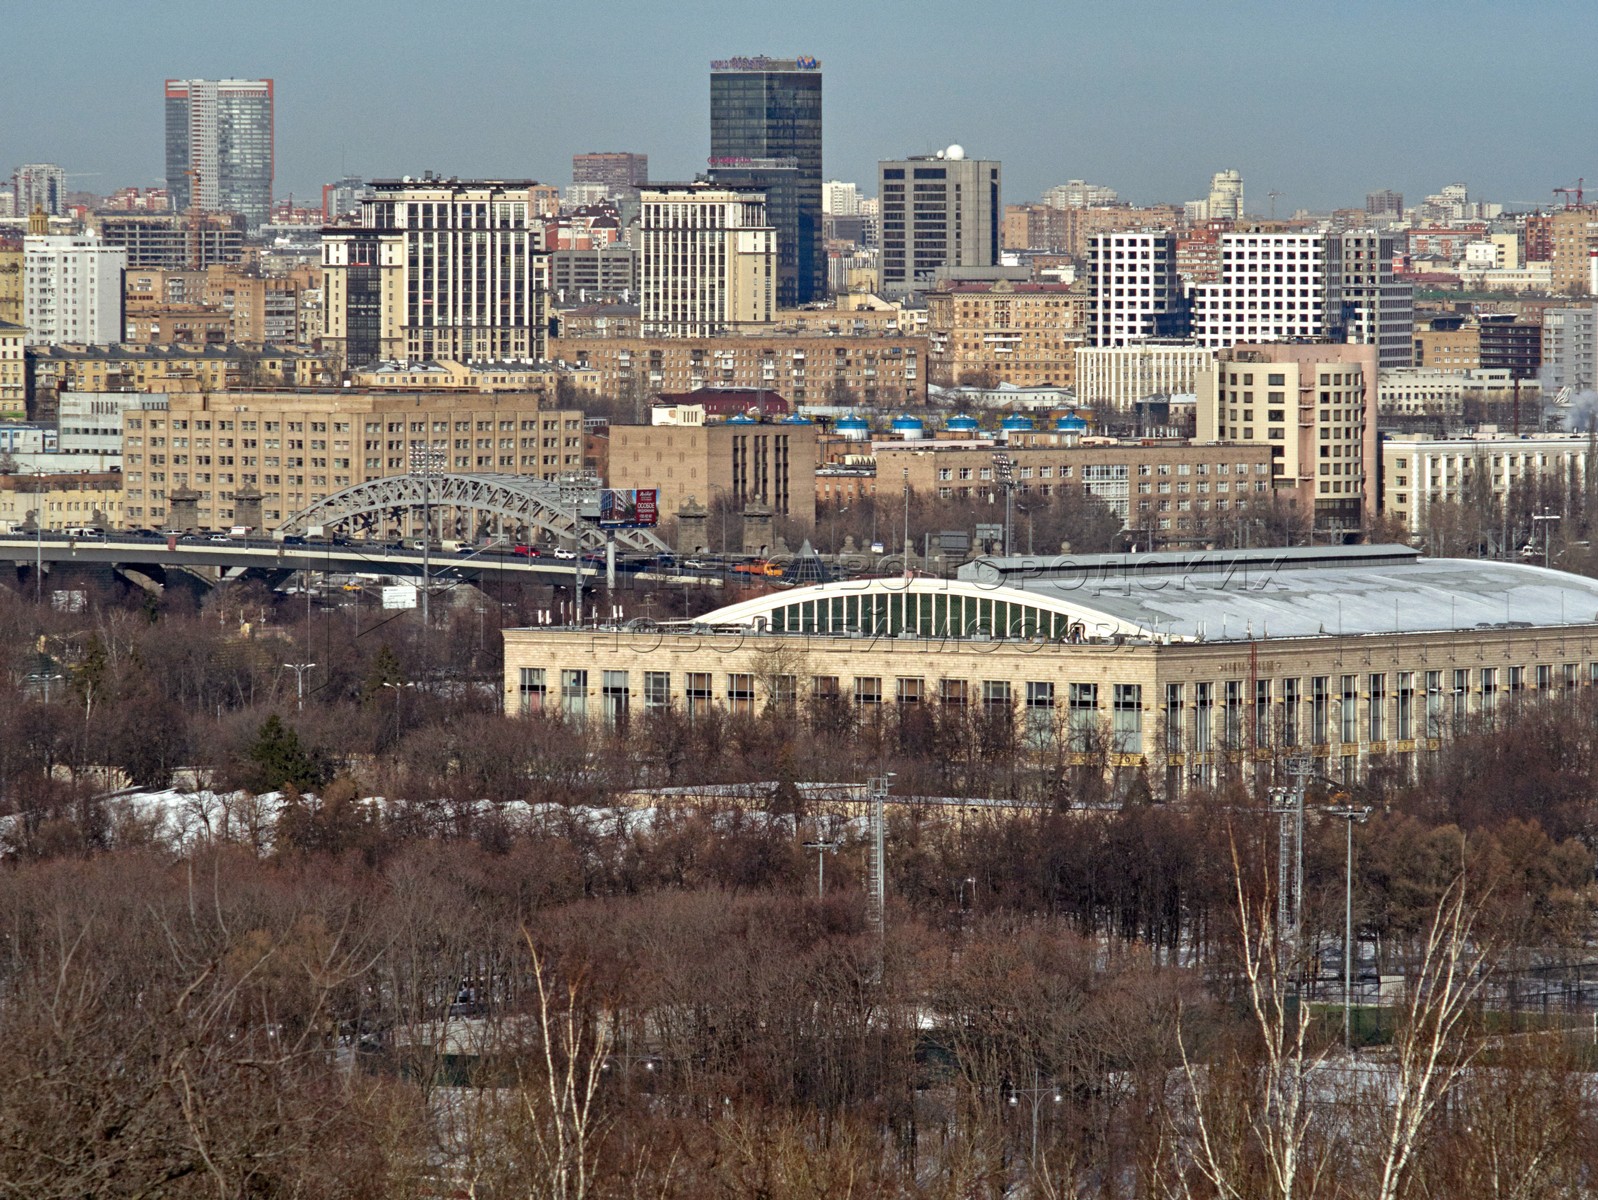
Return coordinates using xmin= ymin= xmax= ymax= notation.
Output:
xmin=2 ymin=0 xmax=1593 ymax=215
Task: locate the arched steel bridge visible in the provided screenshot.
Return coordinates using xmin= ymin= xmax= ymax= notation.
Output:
xmin=278 ymin=473 xmax=670 ymax=553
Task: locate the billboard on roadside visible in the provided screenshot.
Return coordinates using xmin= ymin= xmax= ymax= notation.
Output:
xmin=599 ymin=488 xmax=659 ymax=527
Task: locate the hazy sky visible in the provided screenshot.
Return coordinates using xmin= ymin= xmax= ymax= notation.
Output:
xmin=4 ymin=0 xmax=1590 ymax=213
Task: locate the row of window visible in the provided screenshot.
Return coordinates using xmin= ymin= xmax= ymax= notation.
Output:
xmin=519 ymin=664 xmax=1598 ymax=752
xmin=517 ymin=667 xmax=1144 ymax=750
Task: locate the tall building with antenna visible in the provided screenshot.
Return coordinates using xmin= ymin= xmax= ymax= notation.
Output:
xmin=164 ymin=78 xmax=275 ymax=230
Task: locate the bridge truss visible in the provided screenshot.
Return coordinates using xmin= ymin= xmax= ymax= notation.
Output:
xmin=278 ymin=473 xmax=670 ymax=552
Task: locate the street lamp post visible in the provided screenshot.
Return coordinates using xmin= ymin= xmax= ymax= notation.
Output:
xmin=1329 ymin=803 xmax=1372 ymax=1048
xmin=802 ymin=840 xmax=838 ymax=899
xmin=1007 ymin=1070 xmax=1062 ymax=1170
xmin=956 ymin=875 xmax=976 ymax=914
xmin=1532 ymin=507 xmax=1561 ymax=570
xmin=284 ymin=661 xmax=316 ymax=712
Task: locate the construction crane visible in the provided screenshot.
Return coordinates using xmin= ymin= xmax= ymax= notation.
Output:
xmin=1554 ymin=178 xmax=1585 ymax=209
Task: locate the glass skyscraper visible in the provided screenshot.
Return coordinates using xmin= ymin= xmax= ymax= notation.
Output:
xmin=165 ymin=78 xmax=275 ymax=230
xmin=709 ymin=56 xmax=823 ymax=307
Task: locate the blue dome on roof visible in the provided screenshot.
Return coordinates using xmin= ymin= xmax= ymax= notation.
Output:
xmin=726 ymin=414 xmax=758 ymax=425
xmin=1055 ymin=415 xmax=1088 ymax=432
xmin=890 ymin=415 xmax=924 ymax=429
xmin=836 ymin=415 xmax=869 ymax=429
xmin=1001 ymin=415 xmax=1034 ymax=430
xmin=947 ymin=414 xmax=980 ymax=432
xmin=781 ymin=413 xmax=812 ymax=424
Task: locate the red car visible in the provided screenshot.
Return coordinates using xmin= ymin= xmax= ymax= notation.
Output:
xmin=513 ymin=544 xmax=542 ymax=558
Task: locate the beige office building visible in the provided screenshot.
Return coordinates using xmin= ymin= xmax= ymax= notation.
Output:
xmin=925 ymin=281 xmax=1083 ymax=388
xmin=120 ymin=390 xmax=584 ymax=531
xmin=503 ymin=546 xmax=1598 ymax=798
xmin=638 ymin=186 xmax=775 ymax=337
xmin=607 ymin=421 xmax=817 ymax=527
xmin=548 ymin=334 xmax=925 ymax=407
xmin=0 ymin=320 xmax=23 ymax=414
xmin=879 ymin=441 xmax=1275 ymax=543
xmin=1196 ymin=343 xmax=1377 ymax=532
xmin=0 ymin=472 xmax=123 ymax=530
xmin=1549 ymin=208 xmax=1598 ymax=296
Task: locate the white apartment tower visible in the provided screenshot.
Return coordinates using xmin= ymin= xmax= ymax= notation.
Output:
xmin=1190 ymin=232 xmax=1343 ymax=348
xmin=1208 ymin=169 xmax=1244 ymax=220
xmin=13 ymin=164 xmax=67 ymax=217
xmin=822 ymin=180 xmax=862 ymax=217
xmin=638 ymin=185 xmax=775 ymax=337
xmin=23 ymin=231 xmax=127 ymax=346
xmin=1043 ymin=180 xmax=1119 ymax=209
xmin=1086 ymin=231 xmax=1189 ymax=347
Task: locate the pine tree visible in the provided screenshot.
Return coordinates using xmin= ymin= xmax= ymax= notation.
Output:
xmin=242 ymin=714 xmax=327 ymax=794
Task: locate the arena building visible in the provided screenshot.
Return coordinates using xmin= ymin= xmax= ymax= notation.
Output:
xmin=502 ymin=545 xmax=1598 ymax=798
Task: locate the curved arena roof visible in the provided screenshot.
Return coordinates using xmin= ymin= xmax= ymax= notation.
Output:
xmin=689 ymin=547 xmax=1598 ymax=644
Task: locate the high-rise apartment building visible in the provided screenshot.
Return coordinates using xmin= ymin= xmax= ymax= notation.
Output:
xmin=637 ymin=185 xmax=775 ymax=338
xmin=1548 ymin=208 xmax=1598 ymax=295
xmin=13 ymin=164 xmax=67 ymax=217
xmin=320 ymin=178 xmax=550 ymax=368
xmin=1085 ymin=231 xmax=1189 ymax=347
xmin=1365 ymin=189 xmax=1403 ymax=217
xmin=164 ymin=78 xmax=275 ymax=229
xmin=1338 ymin=231 xmax=1413 ymax=368
xmin=878 ymin=147 xmax=1000 ymax=298
xmin=321 ymin=176 xmax=366 ymax=222
xmin=821 ymin=180 xmax=861 ymax=216
xmin=1207 ymin=169 xmax=1244 ymax=221
xmin=22 ymin=231 xmax=126 ymax=346
xmin=1542 ymin=304 xmax=1598 ymax=392
xmin=709 ymin=55 xmax=823 ymax=307
xmin=571 ymin=153 xmax=648 ymax=196
xmin=1042 ymin=180 xmax=1118 ymax=209
xmin=1196 ymin=342 xmax=1377 ymax=531
xmin=1191 ymin=232 xmax=1344 ymax=349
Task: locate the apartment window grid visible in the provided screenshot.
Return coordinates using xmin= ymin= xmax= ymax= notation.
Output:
xmin=1194 ymin=682 xmax=1213 ymax=751
xmin=1164 ymin=683 xmax=1184 ymax=754
xmin=1282 ymin=677 xmax=1300 ymax=747
xmin=727 ymin=673 xmax=756 ymax=716
xmin=643 ymin=671 xmax=671 ymax=713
